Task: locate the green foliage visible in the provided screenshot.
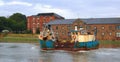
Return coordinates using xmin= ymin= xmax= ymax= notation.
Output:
xmin=1 ymin=30 xmax=9 ymax=37
xmin=36 ymin=28 xmax=40 ymax=34
xmin=9 ymin=13 xmax=27 ymax=22
xmin=9 ymin=13 xmax=27 ymax=33
xmin=25 ymin=30 xmax=32 ymax=34
xmin=0 ymin=13 xmax=27 ymax=33
xmin=0 ymin=17 xmax=12 ymax=32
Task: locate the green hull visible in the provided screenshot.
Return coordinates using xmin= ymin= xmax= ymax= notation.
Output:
xmin=39 ymin=40 xmax=99 ymax=50
xmin=39 ymin=40 xmax=54 ymax=48
xmin=74 ymin=40 xmax=99 ymax=48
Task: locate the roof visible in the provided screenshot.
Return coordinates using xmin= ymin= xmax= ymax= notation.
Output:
xmin=37 ymin=13 xmax=64 ymax=19
xmin=48 ymin=18 xmax=120 ymax=25
xmin=48 ymin=19 xmax=75 ymax=24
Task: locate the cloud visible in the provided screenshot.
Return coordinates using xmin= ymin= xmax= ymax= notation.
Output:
xmin=6 ymin=1 xmax=32 ymax=6
xmin=0 ymin=0 xmax=32 ymax=6
xmin=0 ymin=0 xmax=4 ymax=6
xmin=0 ymin=0 xmax=120 ymax=18
xmin=33 ymin=4 xmax=77 ymax=18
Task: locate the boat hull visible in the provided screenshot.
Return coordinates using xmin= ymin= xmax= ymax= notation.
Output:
xmin=39 ymin=40 xmax=99 ymax=51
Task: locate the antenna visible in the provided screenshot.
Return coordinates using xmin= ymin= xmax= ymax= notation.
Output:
xmin=77 ymin=13 xmax=80 ymax=18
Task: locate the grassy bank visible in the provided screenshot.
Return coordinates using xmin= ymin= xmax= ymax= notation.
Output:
xmin=99 ymin=40 xmax=120 ymax=48
xmin=100 ymin=40 xmax=120 ymax=45
xmin=0 ymin=34 xmax=39 ymax=43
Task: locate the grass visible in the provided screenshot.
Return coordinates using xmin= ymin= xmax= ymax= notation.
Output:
xmin=0 ymin=34 xmax=39 ymax=43
xmin=99 ymin=40 xmax=120 ymax=48
xmin=100 ymin=40 xmax=120 ymax=45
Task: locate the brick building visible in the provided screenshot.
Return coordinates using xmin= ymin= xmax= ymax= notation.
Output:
xmin=27 ymin=13 xmax=64 ymax=33
xmin=48 ymin=18 xmax=120 ymax=41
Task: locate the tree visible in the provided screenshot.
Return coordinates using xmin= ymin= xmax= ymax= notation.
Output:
xmin=0 ymin=17 xmax=12 ymax=32
xmin=0 ymin=13 xmax=27 ymax=33
xmin=9 ymin=13 xmax=27 ymax=22
xmin=9 ymin=13 xmax=27 ymax=33
xmin=36 ymin=28 xmax=40 ymax=34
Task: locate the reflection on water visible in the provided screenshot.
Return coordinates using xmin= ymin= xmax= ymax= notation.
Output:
xmin=0 ymin=43 xmax=120 ymax=62
xmin=0 ymin=43 xmax=40 ymax=62
xmin=40 ymin=48 xmax=120 ymax=62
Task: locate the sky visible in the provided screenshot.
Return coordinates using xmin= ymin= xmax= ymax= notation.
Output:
xmin=0 ymin=0 xmax=120 ymax=19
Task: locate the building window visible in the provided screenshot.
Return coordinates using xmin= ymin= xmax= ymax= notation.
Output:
xmin=116 ymin=32 xmax=120 ymax=37
xmin=56 ymin=26 xmax=58 ymax=30
xmin=56 ymin=32 xmax=59 ymax=35
xmin=43 ymin=17 xmax=46 ymax=24
xmin=109 ymin=32 xmax=112 ymax=35
xmin=67 ymin=25 xmax=71 ymax=30
xmin=102 ymin=26 xmax=104 ymax=29
xmin=86 ymin=26 xmax=91 ymax=30
xmin=50 ymin=17 xmax=53 ymax=21
xmin=109 ymin=26 xmax=112 ymax=30
xmin=37 ymin=17 xmax=39 ymax=20
xmin=37 ymin=23 xmax=39 ymax=28
xmin=33 ymin=23 xmax=35 ymax=24
xmin=68 ymin=32 xmax=71 ymax=36
xmin=94 ymin=26 xmax=96 ymax=29
xmin=28 ymin=18 xmax=29 ymax=22
xmin=62 ymin=32 xmax=65 ymax=34
xmin=62 ymin=27 xmax=64 ymax=29
xmin=116 ymin=25 xmax=120 ymax=30
xmin=102 ymin=33 xmax=105 ymax=36
xmin=32 ymin=18 xmax=35 ymax=22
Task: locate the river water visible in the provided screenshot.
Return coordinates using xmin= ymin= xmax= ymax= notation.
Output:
xmin=0 ymin=43 xmax=120 ymax=62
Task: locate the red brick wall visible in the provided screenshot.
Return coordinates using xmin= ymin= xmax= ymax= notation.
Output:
xmin=87 ymin=24 xmax=117 ymax=40
xmin=27 ymin=15 xmax=60 ymax=33
xmin=51 ymin=20 xmax=120 ymax=41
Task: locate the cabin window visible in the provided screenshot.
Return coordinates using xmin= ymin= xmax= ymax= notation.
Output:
xmin=79 ymin=26 xmax=83 ymax=30
xmin=116 ymin=25 xmax=120 ymax=30
xmin=116 ymin=32 xmax=120 ymax=37
xmin=75 ymin=25 xmax=77 ymax=31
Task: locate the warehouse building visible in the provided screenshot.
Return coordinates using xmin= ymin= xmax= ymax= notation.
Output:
xmin=48 ymin=18 xmax=120 ymax=40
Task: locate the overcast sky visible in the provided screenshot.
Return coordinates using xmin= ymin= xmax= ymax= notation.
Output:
xmin=0 ymin=0 xmax=120 ymax=19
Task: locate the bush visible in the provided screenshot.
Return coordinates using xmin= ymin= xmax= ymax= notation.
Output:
xmin=2 ymin=30 xmax=9 ymax=37
xmin=24 ymin=30 xmax=32 ymax=34
xmin=36 ymin=28 xmax=40 ymax=34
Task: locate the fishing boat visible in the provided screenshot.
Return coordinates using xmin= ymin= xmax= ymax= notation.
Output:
xmin=38 ymin=24 xmax=99 ymax=51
